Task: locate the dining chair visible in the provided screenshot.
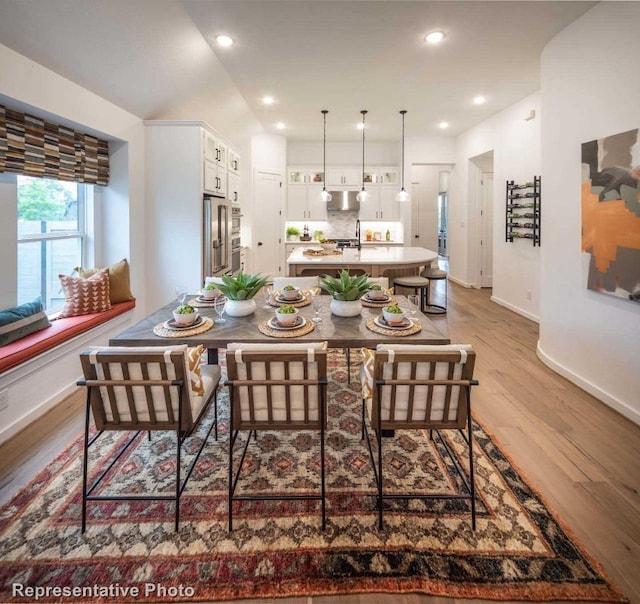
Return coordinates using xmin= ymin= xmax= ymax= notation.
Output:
xmin=225 ymin=342 xmax=328 ymax=531
xmin=77 ymin=344 xmax=221 ymax=532
xmin=360 ymin=343 xmax=478 ymax=530
xmin=272 ymin=276 xmax=319 ymax=293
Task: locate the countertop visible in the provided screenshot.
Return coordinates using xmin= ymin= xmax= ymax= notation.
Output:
xmin=287 ymin=246 xmax=437 ymax=266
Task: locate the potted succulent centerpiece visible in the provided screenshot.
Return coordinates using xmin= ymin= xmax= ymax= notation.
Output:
xmin=318 ymin=269 xmax=374 ymax=317
xmin=214 ymin=270 xmax=268 ymax=317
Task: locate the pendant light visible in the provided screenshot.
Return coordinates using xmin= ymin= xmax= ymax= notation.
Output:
xmin=396 ymin=110 xmax=409 ymax=202
xmin=356 ymin=110 xmax=369 ymax=202
xmin=320 ymin=110 xmax=332 ymax=202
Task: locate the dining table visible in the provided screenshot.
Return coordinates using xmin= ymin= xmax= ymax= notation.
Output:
xmin=109 ymin=292 xmax=450 ymax=363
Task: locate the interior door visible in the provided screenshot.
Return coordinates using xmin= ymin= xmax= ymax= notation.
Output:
xmin=480 ymin=172 xmax=494 ymax=287
xmin=252 ymin=171 xmax=283 ymax=278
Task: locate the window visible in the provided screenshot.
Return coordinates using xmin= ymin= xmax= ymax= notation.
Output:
xmin=17 ymin=176 xmax=91 ymax=312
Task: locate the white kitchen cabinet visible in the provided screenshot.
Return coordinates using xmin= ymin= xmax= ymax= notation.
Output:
xmin=203 ymin=130 xmax=227 ymax=166
xmin=359 ymin=185 xmax=398 ymax=220
xmin=287 ymin=184 xmax=327 ymax=221
xmin=203 ymin=158 xmax=227 ymax=197
xmin=377 ymin=168 xmax=399 ymax=185
xmin=288 ymin=168 xmax=324 ymax=185
xmin=227 ymin=171 xmax=240 ymax=204
xmin=326 ymin=168 xmax=361 ymax=187
xmin=228 ymin=149 xmax=240 ymax=174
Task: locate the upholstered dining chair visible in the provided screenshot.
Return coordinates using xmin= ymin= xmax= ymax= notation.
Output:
xmin=360 ymin=343 xmax=478 ymax=530
xmin=225 ymin=342 xmax=328 ymax=531
xmin=272 ymin=276 xmax=320 ymax=294
xmin=78 ymin=345 xmax=221 ymax=532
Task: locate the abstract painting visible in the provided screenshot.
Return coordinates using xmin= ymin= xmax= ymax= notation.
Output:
xmin=581 ymin=128 xmax=640 ymax=303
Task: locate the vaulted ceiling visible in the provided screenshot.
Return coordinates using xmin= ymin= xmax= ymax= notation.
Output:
xmin=0 ymin=0 xmax=596 ymax=142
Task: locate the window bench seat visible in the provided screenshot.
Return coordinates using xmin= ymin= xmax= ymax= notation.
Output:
xmin=0 ymin=300 xmax=136 ymax=375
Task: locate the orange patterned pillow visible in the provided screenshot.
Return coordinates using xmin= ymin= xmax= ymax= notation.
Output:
xmin=58 ymin=268 xmax=111 ymax=318
xmin=187 ymin=344 xmax=205 ymax=396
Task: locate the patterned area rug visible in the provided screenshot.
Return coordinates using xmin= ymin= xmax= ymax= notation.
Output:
xmin=0 ymin=352 xmax=627 ymax=603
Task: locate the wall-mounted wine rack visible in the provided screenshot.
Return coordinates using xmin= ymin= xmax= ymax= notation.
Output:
xmin=505 ymin=175 xmax=541 ymax=246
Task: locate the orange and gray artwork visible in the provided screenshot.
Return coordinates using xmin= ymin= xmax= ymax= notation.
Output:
xmin=581 ymin=128 xmax=640 ymax=303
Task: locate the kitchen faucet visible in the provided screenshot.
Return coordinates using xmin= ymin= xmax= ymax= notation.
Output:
xmin=355 ymin=219 xmax=361 ymax=250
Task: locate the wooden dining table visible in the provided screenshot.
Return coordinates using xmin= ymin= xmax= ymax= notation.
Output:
xmin=109 ymin=294 xmax=450 ymax=363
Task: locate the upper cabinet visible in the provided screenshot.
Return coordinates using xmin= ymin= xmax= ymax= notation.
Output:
xmin=376 ymin=168 xmax=399 ymax=185
xmin=326 ymin=168 xmax=361 ymax=187
xmin=288 ymin=168 xmax=324 ymax=185
xmin=203 ymin=130 xmax=232 ymax=197
xmin=228 ymin=149 xmax=240 ymax=174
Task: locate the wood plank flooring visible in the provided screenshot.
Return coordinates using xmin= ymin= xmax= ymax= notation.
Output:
xmin=1 ymin=281 xmax=638 ymax=604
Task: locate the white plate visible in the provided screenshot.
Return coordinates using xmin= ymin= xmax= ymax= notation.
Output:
xmin=164 ymin=315 xmax=204 ymax=330
xmin=267 ymin=316 xmax=306 ymax=331
xmin=363 ymin=293 xmax=390 ymax=303
xmin=374 ymin=315 xmax=412 ymax=330
xmin=196 ymin=294 xmax=225 ymax=303
xmin=275 ymin=293 xmax=305 ymax=303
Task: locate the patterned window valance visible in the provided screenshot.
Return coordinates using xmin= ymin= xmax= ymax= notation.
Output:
xmin=0 ymin=104 xmax=109 ymax=185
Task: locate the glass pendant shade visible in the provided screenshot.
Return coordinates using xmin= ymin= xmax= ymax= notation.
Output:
xmin=397 ymin=110 xmax=409 ymax=202
xmin=320 ymin=188 xmax=332 ymax=202
xmin=396 ymin=188 xmax=410 ymax=202
xmin=356 ymin=188 xmax=370 ymax=202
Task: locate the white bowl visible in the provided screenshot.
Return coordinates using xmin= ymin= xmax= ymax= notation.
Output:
xmin=319 ymin=242 xmax=337 ymax=252
xmin=382 ymin=307 xmax=406 ymax=325
xmin=275 ymin=307 xmax=299 ymax=326
xmin=201 ymin=287 xmax=221 ymax=300
xmin=280 ymin=286 xmax=301 ymax=300
xmin=173 ymin=309 xmax=198 ymax=325
xmin=368 ymin=287 xmax=387 ymax=300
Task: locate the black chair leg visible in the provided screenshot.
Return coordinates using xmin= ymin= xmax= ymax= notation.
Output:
xmin=81 ymin=391 xmax=92 ymax=534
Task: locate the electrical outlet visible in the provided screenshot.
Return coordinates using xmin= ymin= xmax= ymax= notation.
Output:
xmin=0 ymin=388 xmax=8 ymax=412
xmin=526 ymin=290 xmax=532 ymax=301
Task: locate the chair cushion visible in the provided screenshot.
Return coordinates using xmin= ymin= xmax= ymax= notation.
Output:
xmin=393 ymin=276 xmax=430 ymax=287
xmin=76 ymin=258 xmax=135 ymax=304
xmin=0 ymin=297 xmax=51 ymax=347
xmin=59 ymin=269 xmax=111 ymax=318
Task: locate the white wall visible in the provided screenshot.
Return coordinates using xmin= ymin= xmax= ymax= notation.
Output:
xmin=287 ymin=141 xmax=399 ymax=167
xmin=539 ymin=2 xmax=640 ymax=424
xmin=0 ymin=44 xmax=145 ymax=443
xmin=453 ymin=93 xmax=541 ymax=320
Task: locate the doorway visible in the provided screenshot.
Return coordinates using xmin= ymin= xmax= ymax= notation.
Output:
xmin=252 ymin=171 xmax=283 ymax=277
xmin=469 ymin=151 xmax=494 ymax=288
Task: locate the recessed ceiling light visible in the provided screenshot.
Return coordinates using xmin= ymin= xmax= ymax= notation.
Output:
xmin=473 ymin=95 xmax=487 ymax=105
xmin=425 ymin=31 xmax=445 ymax=45
xmin=275 ymin=122 xmax=286 ymax=130
xmin=216 ymin=35 xmax=233 ymax=48
xmin=262 ymin=96 xmax=275 ymax=105
xmin=439 ymin=121 xmax=450 ymax=130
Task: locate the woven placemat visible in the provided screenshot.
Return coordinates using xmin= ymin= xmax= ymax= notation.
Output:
xmin=257 ymin=318 xmax=315 ymax=338
xmin=361 ymin=296 xmax=397 ymax=308
xmin=268 ymin=290 xmax=313 ymax=308
xmin=365 ymin=316 xmax=422 ymax=337
xmin=188 ymin=296 xmax=226 ymax=309
xmin=153 ymin=316 xmax=214 ymax=338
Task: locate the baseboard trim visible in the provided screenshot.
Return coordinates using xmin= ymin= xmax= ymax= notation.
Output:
xmin=490 ymin=295 xmax=540 ymax=323
xmin=447 ymin=275 xmax=474 ymax=288
xmin=537 ymin=342 xmax=640 ymax=426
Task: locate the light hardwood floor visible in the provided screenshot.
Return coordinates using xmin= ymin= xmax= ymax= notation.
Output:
xmin=1 ymin=281 xmax=639 ymax=604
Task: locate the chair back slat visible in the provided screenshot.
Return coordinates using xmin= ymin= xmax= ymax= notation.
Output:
xmin=79 ymin=349 xmax=195 ymax=432
xmin=226 ymin=349 xmax=328 ymax=431
xmin=371 ymin=349 xmax=476 ymax=430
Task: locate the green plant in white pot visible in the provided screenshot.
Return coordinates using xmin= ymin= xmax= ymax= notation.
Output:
xmin=286 ymin=226 xmax=301 ymax=241
xmin=215 ymin=270 xmax=268 ymax=317
xmin=318 ymin=270 xmax=374 ymax=317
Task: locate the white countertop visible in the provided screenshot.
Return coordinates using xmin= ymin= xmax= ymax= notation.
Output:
xmin=287 ymin=246 xmax=437 ymax=266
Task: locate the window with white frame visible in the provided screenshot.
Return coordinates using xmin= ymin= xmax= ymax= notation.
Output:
xmin=17 ymin=175 xmax=92 ymax=312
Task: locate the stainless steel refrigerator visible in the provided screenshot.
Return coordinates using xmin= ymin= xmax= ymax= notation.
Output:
xmin=203 ymin=195 xmax=232 ymax=278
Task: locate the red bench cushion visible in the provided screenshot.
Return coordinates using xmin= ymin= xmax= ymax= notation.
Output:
xmin=0 ymin=300 xmax=136 ymax=374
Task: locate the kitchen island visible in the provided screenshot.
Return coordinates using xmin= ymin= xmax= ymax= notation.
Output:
xmin=287 ymin=246 xmax=437 ymax=278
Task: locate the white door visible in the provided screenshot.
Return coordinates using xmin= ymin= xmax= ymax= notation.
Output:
xmin=480 ymin=173 xmax=494 ymax=287
xmin=410 ymin=182 xmax=422 ymax=247
xmin=252 ymin=171 xmax=284 ymax=278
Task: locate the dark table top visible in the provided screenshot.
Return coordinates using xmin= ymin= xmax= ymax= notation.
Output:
xmin=109 ymin=295 xmax=450 ymax=349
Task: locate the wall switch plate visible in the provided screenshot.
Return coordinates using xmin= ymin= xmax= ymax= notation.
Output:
xmin=0 ymin=388 xmax=8 ymax=412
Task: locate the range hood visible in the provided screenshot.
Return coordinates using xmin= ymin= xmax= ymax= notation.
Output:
xmin=327 ymin=191 xmax=360 ymax=212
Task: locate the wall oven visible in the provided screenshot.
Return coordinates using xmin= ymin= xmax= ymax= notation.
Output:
xmin=231 ymin=236 xmax=241 ymax=274
xmin=231 ymin=206 xmax=242 ymax=236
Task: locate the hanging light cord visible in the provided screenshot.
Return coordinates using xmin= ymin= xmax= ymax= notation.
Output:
xmin=322 ymin=110 xmax=328 ymax=191
xmin=400 ymin=110 xmax=407 ymax=191
xmin=361 ymin=110 xmax=367 ymax=189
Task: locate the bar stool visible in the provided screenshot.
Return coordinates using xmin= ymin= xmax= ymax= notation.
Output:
xmin=421 ymin=266 xmax=448 ymax=314
xmin=392 ymin=275 xmax=430 ymax=312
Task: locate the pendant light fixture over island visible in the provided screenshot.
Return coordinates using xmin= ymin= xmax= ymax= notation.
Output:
xmin=320 ymin=109 xmax=332 ymax=202
xmin=356 ymin=110 xmax=369 ymax=203
xmin=396 ymin=110 xmax=410 ymax=202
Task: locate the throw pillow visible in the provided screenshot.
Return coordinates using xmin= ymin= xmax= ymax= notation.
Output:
xmin=58 ymin=269 xmax=111 ymax=318
xmin=187 ymin=344 xmax=205 ymax=396
xmin=0 ymin=297 xmax=51 ymax=346
xmin=75 ymin=258 xmax=135 ymax=304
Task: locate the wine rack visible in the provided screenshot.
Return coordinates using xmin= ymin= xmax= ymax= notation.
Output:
xmin=505 ymin=176 xmax=541 ymax=246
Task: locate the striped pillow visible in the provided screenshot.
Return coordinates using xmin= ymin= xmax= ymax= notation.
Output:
xmin=0 ymin=297 xmax=51 ymax=346
xmin=58 ymin=268 xmax=111 ymax=318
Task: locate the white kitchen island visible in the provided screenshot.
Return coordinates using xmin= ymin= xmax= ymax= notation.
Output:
xmin=286 ymin=246 xmax=437 ymax=278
